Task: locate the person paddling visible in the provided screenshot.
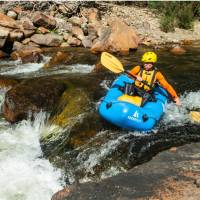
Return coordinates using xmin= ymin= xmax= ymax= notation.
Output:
xmin=129 ymin=51 xmax=180 ymax=106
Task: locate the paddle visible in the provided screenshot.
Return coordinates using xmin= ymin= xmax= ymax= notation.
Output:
xmin=100 ymin=52 xmax=200 ymax=124
xmin=101 ymin=52 xmax=153 ymax=89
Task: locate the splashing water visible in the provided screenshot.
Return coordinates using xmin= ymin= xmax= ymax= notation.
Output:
xmin=0 ymin=56 xmax=51 ymax=76
xmin=0 ymin=91 xmax=64 ymax=200
xmin=163 ymin=90 xmax=200 ymax=126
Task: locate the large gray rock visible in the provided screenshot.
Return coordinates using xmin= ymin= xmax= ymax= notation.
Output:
xmin=33 ymin=11 xmax=56 ymax=29
xmin=31 ymin=33 xmax=63 ymax=47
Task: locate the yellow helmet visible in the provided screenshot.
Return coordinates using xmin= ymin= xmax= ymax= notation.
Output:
xmin=141 ymin=52 xmax=157 ymax=63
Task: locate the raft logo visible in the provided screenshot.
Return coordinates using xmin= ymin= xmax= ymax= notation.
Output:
xmin=133 ymin=111 xmax=139 ymax=118
xmin=128 ymin=111 xmax=141 ymax=122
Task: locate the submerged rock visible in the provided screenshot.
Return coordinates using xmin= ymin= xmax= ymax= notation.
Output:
xmin=3 ymin=77 xmax=66 ymax=123
xmin=0 ymin=76 xmax=18 ymax=89
xmin=44 ymin=51 xmax=73 ymax=68
xmin=170 ymin=45 xmax=186 ymax=55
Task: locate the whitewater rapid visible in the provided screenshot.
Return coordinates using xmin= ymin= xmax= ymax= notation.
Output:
xmin=0 ymin=90 xmax=64 ymax=200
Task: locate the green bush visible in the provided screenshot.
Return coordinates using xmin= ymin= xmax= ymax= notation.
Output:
xmin=148 ymin=1 xmax=200 ymax=32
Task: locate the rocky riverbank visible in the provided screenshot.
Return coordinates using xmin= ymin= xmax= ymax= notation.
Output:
xmin=52 ymin=142 xmax=200 ymax=200
xmin=0 ymin=1 xmax=199 ymax=63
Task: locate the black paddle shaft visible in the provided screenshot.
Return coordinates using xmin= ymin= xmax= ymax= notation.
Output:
xmin=124 ymin=70 xmax=153 ymax=90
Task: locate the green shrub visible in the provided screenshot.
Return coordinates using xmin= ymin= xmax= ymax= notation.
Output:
xmin=148 ymin=1 xmax=200 ymax=32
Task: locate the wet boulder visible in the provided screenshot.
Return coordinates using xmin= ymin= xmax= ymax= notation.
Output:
xmin=44 ymin=51 xmax=74 ymax=68
xmin=33 ymin=11 xmax=56 ymax=30
xmin=11 ymin=46 xmax=43 ymax=63
xmin=170 ymin=45 xmax=186 ymax=55
xmin=0 ymin=76 xmax=18 ymax=89
xmin=31 ymin=33 xmax=63 ymax=47
xmin=91 ymin=19 xmax=139 ymax=54
xmin=0 ymin=50 xmax=7 ymax=58
xmin=0 ymin=12 xmax=19 ymax=29
xmin=3 ymin=77 xmax=66 ymax=123
xmin=67 ymin=35 xmax=81 ymax=46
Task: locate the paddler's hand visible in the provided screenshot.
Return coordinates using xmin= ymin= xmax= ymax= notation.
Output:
xmin=136 ymin=75 xmax=143 ymax=82
xmin=174 ymin=97 xmax=180 ymax=106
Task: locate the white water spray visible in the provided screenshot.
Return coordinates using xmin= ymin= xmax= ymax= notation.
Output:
xmin=163 ymin=90 xmax=200 ymax=126
xmin=0 ymin=90 xmax=64 ymax=200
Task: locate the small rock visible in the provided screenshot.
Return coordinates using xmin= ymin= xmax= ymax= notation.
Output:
xmin=11 ymin=47 xmax=43 ymax=63
xmin=194 ymin=179 xmax=200 ymax=188
xmin=60 ymin=42 xmax=70 ymax=47
xmin=10 ymin=30 xmax=24 ymax=42
xmin=63 ymin=33 xmax=70 ymax=41
xmin=81 ymin=36 xmax=93 ymax=48
xmin=67 ymin=36 xmax=81 ymax=46
xmin=44 ymin=51 xmax=73 ymax=68
xmin=0 ymin=50 xmax=7 ymax=59
xmin=37 ymin=27 xmax=50 ymax=34
xmin=22 ymin=38 xmax=31 ymax=45
xmin=170 ymin=45 xmax=186 ymax=55
xmin=0 ymin=76 xmax=18 ymax=89
xmin=51 ymin=186 xmax=76 ymax=200
xmin=68 ymin=16 xmax=84 ymax=27
xmin=23 ymin=30 xmax=35 ymax=38
xmin=169 ymin=147 xmax=177 ymax=153
xmin=33 ymin=11 xmax=56 ymax=30
xmin=0 ymin=26 xmax=10 ymax=48
xmin=19 ymin=17 xmax=36 ymax=30
xmin=12 ymin=6 xmax=23 ymax=14
xmin=12 ymin=41 xmax=24 ymax=51
xmin=180 ymin=40 xmax=193 ymax=45
xmin=71 ymin=26 xmax=84 ymax=40
xmin=7 ymin=10 xmax=18 ymax=19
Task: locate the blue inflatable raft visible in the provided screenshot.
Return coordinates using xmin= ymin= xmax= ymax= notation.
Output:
xmin=98 ymin=74 xmax=169 ymax=131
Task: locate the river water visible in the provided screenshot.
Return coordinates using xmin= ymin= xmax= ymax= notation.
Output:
xmin=0 ymin=46 xmax=200 ymax=199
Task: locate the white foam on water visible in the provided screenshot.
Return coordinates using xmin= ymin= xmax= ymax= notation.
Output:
xmin=100 ymin=80 xmax=111 ymax=91
xmin=43 ymin=64 xmax=95 ymax=76
xmin=163 ymin=90 xmax=200 ymax=126
xmin=77 ymin=132 xmax=130 ymax=176
xmin=0 ymin=109 xmax=64 ymax=200
xmin=0 ymin=56 xmax=51 ymax=76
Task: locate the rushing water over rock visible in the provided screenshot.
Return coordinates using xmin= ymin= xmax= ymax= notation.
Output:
xmin=0 ymin=90 xmax=64 ymax=200
xmin=0 ymin=46 xmax=200 ymax=199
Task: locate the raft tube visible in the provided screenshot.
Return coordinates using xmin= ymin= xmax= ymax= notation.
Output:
xmin=98 ymin=74 xmax=169 ymax=131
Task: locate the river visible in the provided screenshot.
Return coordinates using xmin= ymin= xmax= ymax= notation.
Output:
xmin=0 ymin=46 xmax=200 ymax=199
